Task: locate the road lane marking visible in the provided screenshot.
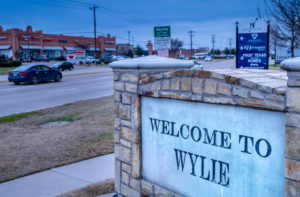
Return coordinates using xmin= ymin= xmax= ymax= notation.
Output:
xmin=47 ymin=88 xmax=76 ymax=94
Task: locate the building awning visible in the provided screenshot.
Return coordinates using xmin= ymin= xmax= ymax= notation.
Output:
xmin=87 ymin=47 xmax=100 ymax=51
xmin=20 ymin=45 xmax=42 ymax=50
xmin=43 ymin=46 xmax=63 ymax=50
xmin=0 ymin=45 xmax=11 ymax=50
xmin=104 ymin=48 xmax=116 ymax=51
xmin=64 ymin=47 xmax=79 ymax=51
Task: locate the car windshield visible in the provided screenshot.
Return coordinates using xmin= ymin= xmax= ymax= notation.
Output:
xmin=12 ymin=65 xmax=32 ymax=71
xmin=52 ymin=63 xmax=62 ymax=67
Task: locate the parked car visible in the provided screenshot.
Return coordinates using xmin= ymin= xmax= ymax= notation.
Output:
xmin=115 ymin=55 xmax=126 ymax=60
xmin=55 ymin=56 xmax=67 ymax=61
xmin=35 ymin=55 xmax=49 ymax=62
xmin=205 ymin=56 xmax=213 ymax=61
xmin=191 ymin=61 xmax=203 ymax=70
xmin=8 ymin=64 xmax=62 ymax=85
xmin=178 ymin=54 xmax=186 ymax=59
xmin=100 ymin=55 xmax=115 ymax=64
xmin=67 ymin=56 xmax=86 ymax=65
xmin=51 ymin=62 xmax=74 ymax=71
xmin=85 ymin=56 xmax=96 ymax=63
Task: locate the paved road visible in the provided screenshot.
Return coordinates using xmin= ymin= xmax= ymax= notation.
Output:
xmin=0 ymin=72 xmax=113 ymax=117
xmin=199 ymin=59 xmax=275 ymax=70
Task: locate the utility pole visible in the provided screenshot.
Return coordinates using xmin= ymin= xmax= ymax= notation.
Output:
xmin=89 ymin=4 xmax=99 ymax=58
xmin=127 ymin=31 xmax=131 ymax=45
xmin=229 ymin=38 xmax=232 ymax=52
xmin=27 ymin=33 xmax=30 ymax=61
xmin=188 ymin=30 xmax=195 ymax=59
xmin=132 ymin=36 xmax=134 ymax=48
xmin=211 ymin=35 xmax=216 ymax=57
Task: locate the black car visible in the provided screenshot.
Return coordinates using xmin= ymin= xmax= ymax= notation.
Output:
xmin=55 ymin=56 xmax=67 ymax=61
xmin=51 ymin=62 xmax=74 ymax=71
xmin=8 ymin=64 xmax=62 ymax=85
xmin=100 ymin=55 xmax=114 ymax=64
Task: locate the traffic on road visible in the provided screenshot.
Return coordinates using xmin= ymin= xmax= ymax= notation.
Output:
xmin=8 ymin=64 xmax=62 ymax=85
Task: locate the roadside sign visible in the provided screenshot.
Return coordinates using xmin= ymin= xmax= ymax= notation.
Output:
xmin=154 ymin=26 xmax=171 ymax=51
xmin=154 ymin=26 xmax=171 ymax=37
xmin=157 ymin=49 xmax=169 ymax=57
xmin=154 ymin=37 xmax=171 ymax=50
xmin=276 ymin=48 xmax=300 ymax=63
xmin=236 ymin=20 xmax=269 ymax=69
xmin=237 ymin=33 xmax=268 ymax=69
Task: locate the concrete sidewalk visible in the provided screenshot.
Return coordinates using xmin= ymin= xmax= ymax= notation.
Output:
xmin=0 ymin=154 xmax=115 ymax=197
xmin=0 ymin=65 xmax=112 ymax=83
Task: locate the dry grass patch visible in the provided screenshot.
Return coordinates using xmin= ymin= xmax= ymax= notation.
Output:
xmin=0 ymin=96 xmax=114 ymax=183
xmin=56 ymin=179 xmax=114 ymax=197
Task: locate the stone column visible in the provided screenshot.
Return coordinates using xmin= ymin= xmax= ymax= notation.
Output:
xmin=280 ymin=59 xmax=300 ymax=197
xmin=109 ymin=56 xmax=194 ymax=197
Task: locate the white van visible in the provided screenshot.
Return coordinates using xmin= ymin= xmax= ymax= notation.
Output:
xmin=192 ymin=53 xmax=207 ymax=59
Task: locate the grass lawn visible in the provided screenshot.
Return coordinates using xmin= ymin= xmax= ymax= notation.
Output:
xmin=0 ymin=96 xmax=114 ymax=183
xmin=0 ymin=67 xmax=15 ymax=75
xmin=269 ymin=63 xmax=280 ymax=67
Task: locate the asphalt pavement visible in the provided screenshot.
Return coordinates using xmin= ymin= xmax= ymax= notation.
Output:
xmin=0 ymin=72 xmax=113 ymax=117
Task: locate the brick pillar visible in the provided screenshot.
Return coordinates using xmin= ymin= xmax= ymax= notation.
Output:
xmin=109 ymin=56 xmax=194 ymax=197
xmin=280 ymin=59 xmax=300 ymax=197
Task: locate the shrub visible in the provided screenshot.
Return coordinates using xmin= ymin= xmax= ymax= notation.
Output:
xmin=0 ymin=61 xmax=22 ymax=67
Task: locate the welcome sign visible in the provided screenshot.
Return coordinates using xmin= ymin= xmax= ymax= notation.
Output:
xmin=141 ymin=97 xmax=285 ymax=197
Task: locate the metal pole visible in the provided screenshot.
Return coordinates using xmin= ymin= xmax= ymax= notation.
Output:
xmin=236 ymin=21 xmax=239 ymax=68
xmin=267 ymin=21 xmax=270 ymax=69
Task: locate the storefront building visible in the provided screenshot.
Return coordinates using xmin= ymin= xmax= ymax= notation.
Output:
xmin=0 ymin=25 xmax=116 ymax=60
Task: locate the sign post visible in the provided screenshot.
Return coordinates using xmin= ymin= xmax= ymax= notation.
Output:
xmin=236 ymin=20 xmax=270 ymax=69
xmin=154 ymin=26 xmax=171 ymax=57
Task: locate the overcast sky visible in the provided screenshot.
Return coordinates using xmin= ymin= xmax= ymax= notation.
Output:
xmin=0 ymin=0 xmax=267 ymax=49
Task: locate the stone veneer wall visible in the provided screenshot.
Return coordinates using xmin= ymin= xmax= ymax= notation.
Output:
xmin=113 ymin=68 xmax=299 ymax=197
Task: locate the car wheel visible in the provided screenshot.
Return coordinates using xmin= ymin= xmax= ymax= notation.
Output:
xmin=14 ymin=82 xmax=20 ymax=85
xmin=69 ymin=67 xmax=73 ymax=71
xmin=55 ymin=74 xmax=62 ymax=82
xmin=32 ymin=76 xmax=39 ymax=85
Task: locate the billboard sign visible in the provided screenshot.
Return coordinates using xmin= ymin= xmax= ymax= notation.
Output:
xmin=154 ymin=26 xmax=171 ymax=37
xmin=154 ymin=26 xmax=171 ymax=51
xmin=157 ymin=49 xmax=169 ymax=57
xmin=237 ymin=33 xmax=268 ymax=69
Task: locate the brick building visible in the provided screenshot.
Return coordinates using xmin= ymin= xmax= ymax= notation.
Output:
xmin=169 ymin=47 xmax=209 ymax=59
xmin=0 ymin=25 xmax=116 ymax=60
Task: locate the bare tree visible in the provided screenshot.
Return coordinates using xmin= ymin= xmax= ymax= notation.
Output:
xmin=170 ymin=38 xmax=183 ymax=57
xmin=265 ymin=0 xmax=300 ymax=57
xmin=171 ymin=38 xmax=183 ymax=52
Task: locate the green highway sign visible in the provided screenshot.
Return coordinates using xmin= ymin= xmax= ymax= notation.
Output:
xmin=154 ymin=26 xmax=171 ymax=37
